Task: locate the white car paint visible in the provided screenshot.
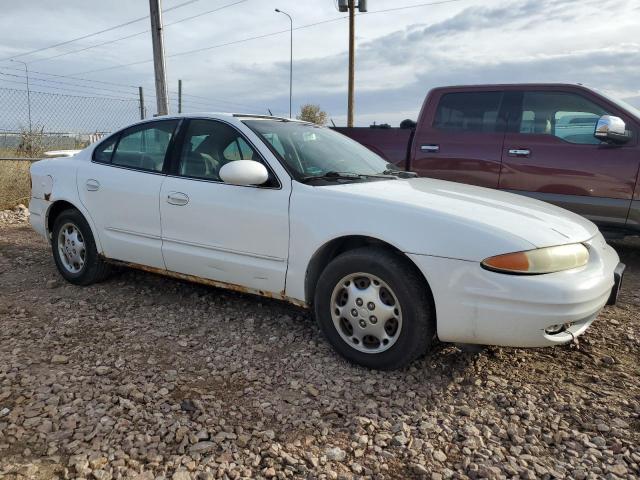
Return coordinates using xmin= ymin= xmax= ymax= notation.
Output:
xmin=77 ymin=160 xmax=167 ymax=269
xmin=159 ymin=170 xmax=290 ymax=292
xmin=43 ymin=149 xmax=82 ymax=158
xmin=29 ymin=113 xmax=620 ymax=348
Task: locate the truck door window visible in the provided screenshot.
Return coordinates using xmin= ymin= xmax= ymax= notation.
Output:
xmin=433 ymin=92 xmax=503 ymax=133
xmin=519 ymin=92 xmax=608 ymax=145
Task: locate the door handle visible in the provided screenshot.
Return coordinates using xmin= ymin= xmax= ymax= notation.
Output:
xmin=508 ymin=148 xmax=531 ymax=157
xmin=420 ymin=144 xmax=440 ymax=153
xmin=86 ymin=179 xmax=100 ymax=191
xmin=167 ymin=192 xmax=189 ymax=206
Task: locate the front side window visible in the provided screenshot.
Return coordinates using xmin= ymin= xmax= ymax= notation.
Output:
xmin=433 ymin=92 xmax=504 ymax=133
xmin=243 ymin=120 xmax=391 ymax=180
xmin=110 ymin=120 xmax=178 ymax=172
xmin=518 ymin=92 xmax=607 ymax=144
xmin=178 ymin=119 xmax=262 ymax=181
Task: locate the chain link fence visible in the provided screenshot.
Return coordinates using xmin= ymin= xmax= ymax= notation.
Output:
xmin=0 ymin=86 xmax=142 ymax=157
xmin=0 ymin=86 xmax=142 ymax=208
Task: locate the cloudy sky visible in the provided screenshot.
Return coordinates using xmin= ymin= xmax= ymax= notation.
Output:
xmin=0 ymin=0 xmax=639 ymax=129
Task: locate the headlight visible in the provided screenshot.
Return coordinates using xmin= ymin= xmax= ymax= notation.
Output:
xmin=481 ymin=243 xmax=589 ymax=274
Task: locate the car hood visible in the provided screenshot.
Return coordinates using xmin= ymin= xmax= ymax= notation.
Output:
xmin=321 ymin=178 xmax=599 ymax=248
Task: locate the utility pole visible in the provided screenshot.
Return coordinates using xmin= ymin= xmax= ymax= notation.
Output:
xmin=339 ymin=0 xmax=367 ymax=127
xmin=178 ymin=79 xmax=182 ymax=114
xmin=149 ymin=0 xmax=169 ymax=115
xmin=11 ymin=59 xmax=32 ymax=131
xmin=347 ymin=0 xmax=355 ymax=127
xmin=138 ymin=87 xmax=145 ymax=120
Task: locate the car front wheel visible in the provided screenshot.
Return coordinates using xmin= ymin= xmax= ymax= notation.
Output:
xmin=314 ymin=247 xmax=436 ymax=370
xmin=51 ymin=209 xmax=110 ymax=285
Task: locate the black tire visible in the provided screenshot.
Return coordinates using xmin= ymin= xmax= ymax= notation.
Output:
xmin=51 ymin=208 xmax=110 ymax=285
xmin=314 ymin=247 xmax=436 ymax=370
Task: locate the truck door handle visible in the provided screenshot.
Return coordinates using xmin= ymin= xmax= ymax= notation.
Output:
xmin=167 ymin=192 xmax=189 ymax=206
xmin=86 ymin=179 xmax=100 ymax=191
xmin=508 ymin=148 xmax=531 ymax=157
xmin=420 ymin=144 xmax=440 ymax=153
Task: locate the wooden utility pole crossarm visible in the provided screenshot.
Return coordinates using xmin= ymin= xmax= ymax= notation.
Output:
xmin=149 ymin=0 xmax=169 ymax=116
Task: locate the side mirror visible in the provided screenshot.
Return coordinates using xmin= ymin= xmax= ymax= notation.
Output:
xmin=219 ymin=160 xmax=269 ymax=186
xmin=594 ymin=115 xmax=631 ymax=144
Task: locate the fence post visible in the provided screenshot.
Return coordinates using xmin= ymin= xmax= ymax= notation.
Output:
xmin=138 ymin=87 xmax=145 ymax=120
xmin=178 ymin=79 xmax=182 ymax=114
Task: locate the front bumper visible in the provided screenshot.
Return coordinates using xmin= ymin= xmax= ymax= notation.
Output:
xmin=606 ymin=262 xmax=625 ymax=306
xmin=408 ymin=233 xmax=620 ymax=347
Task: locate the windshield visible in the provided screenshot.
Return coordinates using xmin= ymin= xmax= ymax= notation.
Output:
xmin=243 ymin=119 xmax=390 ymax=180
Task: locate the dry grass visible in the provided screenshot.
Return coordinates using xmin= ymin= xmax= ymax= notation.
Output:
xmin=0 ymin=160 xmax=31 ymax=210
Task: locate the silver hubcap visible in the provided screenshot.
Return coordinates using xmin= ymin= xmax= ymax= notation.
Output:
xmin=330 ymin=273 xmax=403 ymax=354
xmin=57 ymin=223 xmax=86 ymax=274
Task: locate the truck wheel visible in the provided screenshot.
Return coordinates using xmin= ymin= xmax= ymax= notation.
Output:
xmin=51 ymin=209 xmax=110 ymax=285
xmin=314 ymin=247 xmax=436 ymax=370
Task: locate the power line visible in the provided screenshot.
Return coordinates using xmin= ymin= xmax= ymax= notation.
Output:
xmin=0 ymin=0 xmax=469 ymax=113
xmin=0 ymin=83 xmax=138 ymax=102
xmin=363 ymin=0 xmax=467 ymax=14
xmin=0 ymin=65 xmax=264 ymax=111
xmin=0 ymin=77 xmax=136 ymax=101
xmin=170 ymin=94 xmax=264 ymax=111
xmin=27 ymin=31 xmax=150 ymax=66
xmin=0 ymin=65 xmax=141 ymax=89
xmin=72 ymin=0 xmax=469 ymax=77
xmin=72 ymin=17 xmax=349 ymax=76
xmin=0 ymin=68 xmax=138 ymax=97
xmin=0 ymin=0 xmax=203 ymax=63
xmin=27 ymin=0 xmax=249 ymax=65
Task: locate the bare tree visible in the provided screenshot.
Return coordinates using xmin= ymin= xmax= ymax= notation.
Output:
xmin=297 ymin=104 xmax=328 ymax=126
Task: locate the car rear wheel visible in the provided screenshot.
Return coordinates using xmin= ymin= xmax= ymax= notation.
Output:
xmin=51 ymin=209 xmax=110 ymax=285
xmin=314 ymin=247 xmax=436 ymax=370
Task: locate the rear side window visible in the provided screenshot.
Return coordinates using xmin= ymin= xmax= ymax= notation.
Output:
xmin=93 ymin=136 xmax=117 ymax=163
xmin=519 ymin=91 xmax=607 ymax=144
xmin=434 ymin=92 xmax=503 ymax=133
xmin=110 ymin=120 xmax=178 ymax=172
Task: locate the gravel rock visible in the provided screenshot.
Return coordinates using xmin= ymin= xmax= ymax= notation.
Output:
xmin=51 ymin=354 xmax=69 ymax=364
xmin=433 ymin=450 xmax=447 ymax=462
xmin=325 ymin=446 xmax=347 ymax=462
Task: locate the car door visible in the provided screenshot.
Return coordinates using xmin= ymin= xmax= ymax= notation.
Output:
xmin=77 ymin=119 xmax=179 ymax=269
xmin=410 ymin=89 xmax=507 ymax=188
xmin=159 ymin=118 xmax=290 ymax=294
xmin=499 ymin=89 xmax=640 ymax=230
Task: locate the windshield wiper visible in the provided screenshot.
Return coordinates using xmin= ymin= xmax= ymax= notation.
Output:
xmin=381 ymin=168 xmax=418 ymax=178
xmin=299 ymin=171 xmax=393 ymax=183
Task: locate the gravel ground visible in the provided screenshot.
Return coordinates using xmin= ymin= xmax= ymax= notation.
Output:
xmin=0 ymin=208 xmax=639 ymax=480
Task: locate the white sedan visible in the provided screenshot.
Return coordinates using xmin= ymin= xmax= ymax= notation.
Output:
xmin=29 ymin=113 xmax=624 ymax=370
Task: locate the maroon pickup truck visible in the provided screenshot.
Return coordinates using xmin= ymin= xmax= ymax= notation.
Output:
xmin=336 ymin=84 xmax=640 ymax=237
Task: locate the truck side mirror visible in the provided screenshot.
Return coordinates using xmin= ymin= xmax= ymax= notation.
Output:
xmin=594 ymin=115 xmax=631 ymax=144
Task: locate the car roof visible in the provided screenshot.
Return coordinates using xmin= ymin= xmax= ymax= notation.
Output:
xmin=429 ymin=82 xmax=595 ymax=91
xmin=127 ymin=112 xmax=302 ymax=127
